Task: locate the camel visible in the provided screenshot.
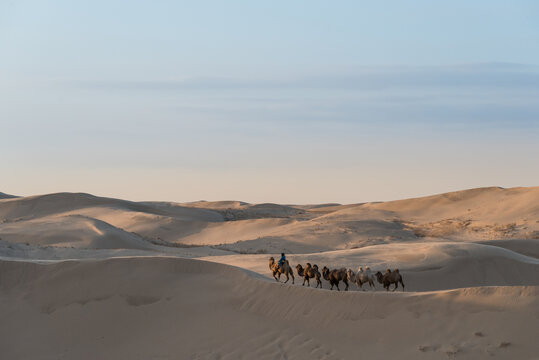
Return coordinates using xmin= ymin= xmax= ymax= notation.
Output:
xmin=348 ymin=266 xmax=375 ymax=290
xmin=375 ymin=269 xmax=404 ymax=291
xmin=302 ymin=263 xmax=322 ymax=288
xmin=269 ymin=257 xmax=295 ymax=284
xmin=322 ymin=266 xmax=349 ymax=291
xmin=296 ymin=264 xmax=304 ymax=277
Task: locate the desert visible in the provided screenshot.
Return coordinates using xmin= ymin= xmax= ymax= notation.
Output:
xmin=1 ymin=186 xmax=538 ymax=359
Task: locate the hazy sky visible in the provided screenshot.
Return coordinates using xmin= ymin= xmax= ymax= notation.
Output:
xmin=1 ymin=1 xmax=538 ymax=203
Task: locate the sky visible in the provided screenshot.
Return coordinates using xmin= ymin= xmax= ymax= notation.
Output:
xmin=1 ymin=0 xmax=538 ymax=204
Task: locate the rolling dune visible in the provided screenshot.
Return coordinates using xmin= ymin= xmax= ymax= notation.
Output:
xmin=1 ymin=187 xmax=538 ymax=359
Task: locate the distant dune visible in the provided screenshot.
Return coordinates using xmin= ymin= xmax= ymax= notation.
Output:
xmin=1 ymin=186 xmax=536 ymax=252
xmin=0 ymin=192 xmax=17 ymax=199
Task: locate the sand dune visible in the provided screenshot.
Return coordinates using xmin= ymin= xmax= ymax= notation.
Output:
xmin=1 ymin=187 xmax=536 ymax=253
xmin=0 ymin=257 xmax=537 ymax=359
xmin=1 ymin=186 xmax=538 ymax=359
xmin=203 ymin=241 xmax=539 ymax=291
xmin=0 ymin=213 xmax=156 ymax=250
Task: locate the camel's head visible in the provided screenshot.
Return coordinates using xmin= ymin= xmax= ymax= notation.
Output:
xmin=322 ymin=266 xmax=330 ymax=279
xmin=375 ymin=271 xmax=384 ymax=283
xmin=357 ymin=266 xmax=363 ymax=273
xmin=365 ymin=266 xmax=370 ymax=271
xmin=394 ymin=269 xmax=400 ymax=273
xmin=313 ymin=264 xmax=319 ymax=270
xmin=386 ymin=269 xmax=391 ymax=274
xmin=296 ymin=264 xmax=303 ymax=271
xmin=346 ymin=269 xmax=354 ymax=280
xmin=305 ymin=262 xmax=312 ymax=268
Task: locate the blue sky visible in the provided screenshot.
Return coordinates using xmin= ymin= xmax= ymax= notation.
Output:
xmin=1 ymin=1 xmax=538 ymax=203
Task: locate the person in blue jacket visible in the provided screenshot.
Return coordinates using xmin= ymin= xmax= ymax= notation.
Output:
xmin=277 ymin=252 xmax=286 ymax=269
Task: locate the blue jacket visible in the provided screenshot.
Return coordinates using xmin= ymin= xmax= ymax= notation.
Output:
xmin=278 ymin=255 xmax=286 ymax=266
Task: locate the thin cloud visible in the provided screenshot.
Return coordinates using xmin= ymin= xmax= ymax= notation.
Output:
xmin=66 ymin=63 xmax=539 ymax=91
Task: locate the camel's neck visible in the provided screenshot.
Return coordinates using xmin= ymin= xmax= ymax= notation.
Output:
xmin=323 ymin=272 xmax=330 ymax=280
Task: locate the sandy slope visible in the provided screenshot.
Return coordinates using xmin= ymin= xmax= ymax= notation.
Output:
xmin=202 ymin=241 xmax=539 ymax=291
xmin=0 ymin=257 xmax=537 ymax=360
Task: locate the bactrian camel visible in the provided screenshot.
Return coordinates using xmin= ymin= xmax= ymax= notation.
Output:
xmin=322 ymin=266 xmax=349 ymax=291
xmin=375 ymin=269 xmax=404 ymax=291
xmin=347 ymin=266 xmax=376 ymax=290
xmin=269 ymin=257 xmax=295 ymax=284
xmin=301 ymin=263 xmax=322 ymax=288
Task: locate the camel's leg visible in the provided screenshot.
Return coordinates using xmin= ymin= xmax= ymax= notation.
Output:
xmin=344 ymin=280 xmax=349 ymax=291
xmin=291 ymin=272 xmax=294 ymax=284
xmin=400 ymin=280 xmax=405 ymax=292
xmin=336 ymin=282 xmax=340 ymax=291
xmin=302 ymin=277 xmax=306 ymax=286
xmin=273 ymin=272 xmax=279 ymax=282
xmin=316 ymin=278 xmax=321 ymax=288
xmin=284 ymin=273 xmax=289 ymax=284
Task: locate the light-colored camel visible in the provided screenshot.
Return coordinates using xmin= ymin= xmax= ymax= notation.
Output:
xmin=302 ymin=263 xmax=322 ymax=288
xmin=322 ymin=266 xmax=349 ymax=291
xmin=375 ymin=269 xmax=404 ymax=291
xmin=348 ymin=266 xmax=375 ymax=290
xmin=269 ymin=257 xmax=295 ymax=284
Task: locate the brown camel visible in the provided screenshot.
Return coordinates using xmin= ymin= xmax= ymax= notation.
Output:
xmin=269 ymin=257 xmax=295 ymax=284
xmin=302 ymin=263 xmax=322 ymax=288
xmin=322 ymin=266 xmax=349 ymax=291
xmin=375 ymin=269 xmax=404 ymax=291
xmin=296 ymin=264 xmax=304 ymax=277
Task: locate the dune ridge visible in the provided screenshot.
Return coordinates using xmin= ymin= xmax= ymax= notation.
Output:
xmin=0 ymin=256 xmax=537 ymax=359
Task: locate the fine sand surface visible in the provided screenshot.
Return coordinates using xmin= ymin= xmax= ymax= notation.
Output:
xmin=0 ymin=186 xmax=538 ymax=359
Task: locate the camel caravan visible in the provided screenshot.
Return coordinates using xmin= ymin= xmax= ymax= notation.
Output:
xmin=269 ymin=255 xmax=405 ymax=292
